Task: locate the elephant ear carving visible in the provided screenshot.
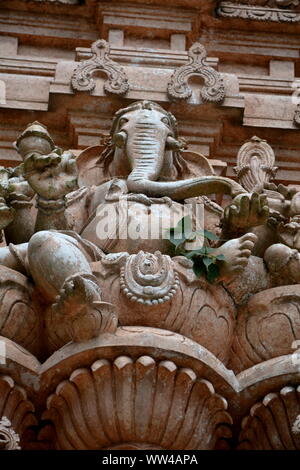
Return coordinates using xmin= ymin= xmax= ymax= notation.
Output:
xmin=76 ymin=145 xmax=106 ymax=187
xmin=179 ymin=151 xmax=215 ymax=179
xmin=76 ymin=146 xmax=215 ymax=188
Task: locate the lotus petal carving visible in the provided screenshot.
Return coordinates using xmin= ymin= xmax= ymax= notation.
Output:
xmin=43 ymin=355 xmax=232 ymax=450
xmin=239 ymin=386 xmax=300 ymax=449
xmin=0 ymin=374 xmax=36 ymax=449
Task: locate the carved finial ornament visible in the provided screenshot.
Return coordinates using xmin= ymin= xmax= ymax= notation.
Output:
xmin=71 ymin=39 xmax=130 ymax=96
xmin=167 ymin=43 xmax=225 ymax=103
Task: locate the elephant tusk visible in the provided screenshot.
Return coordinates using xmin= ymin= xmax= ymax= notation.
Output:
xmin=113 ymin=131 xmax=127 ymax=148
xmin=166 ymin=136 xmax=184 ymax=151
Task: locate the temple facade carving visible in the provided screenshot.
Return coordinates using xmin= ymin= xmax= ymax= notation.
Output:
xmin=217 ymin=0 xmax=300 ymax=22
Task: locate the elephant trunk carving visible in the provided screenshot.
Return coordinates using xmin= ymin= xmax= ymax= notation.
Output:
xmin=128 ymin=172 xmax=246 ymax=201
xmin=106 ymin=101 xmax=246 ymax=200
xmin=126 ymin=118 xmax=166 ymax=184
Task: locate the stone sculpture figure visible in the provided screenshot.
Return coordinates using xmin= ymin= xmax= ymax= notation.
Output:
xmin=0 ymin=101 xmax=269 ymax=350
xmin=4 ymin=102 xmax=297 ymax=452
xmin=263 ymin=192 xmax=300 ymax=285
xmin=231 ymin=135 xmax=300 ymax=286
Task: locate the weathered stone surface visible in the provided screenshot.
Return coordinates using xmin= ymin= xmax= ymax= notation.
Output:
xmin=230 ymin=285 xmax=300 ymax=373
xmin=91 ymin=253 xmax=236 ymax=363
xmin=234 ymin=136 xmax=277 ymax=193
xmin=0 ymin=267 xmax=41 ymax=357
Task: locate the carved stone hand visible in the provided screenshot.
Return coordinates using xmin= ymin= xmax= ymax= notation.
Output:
xmin=264 ymin=181 xmax=298 ymax=200
xmin=0 ymin=200 xmax=15 ymax=230
xmin=222 ymin=192 xmax=269 ymax=234
xmin=7 ymin=169 xmax=35 ymax=205
xmin=23 ymin=150 xmax=78 ymax=200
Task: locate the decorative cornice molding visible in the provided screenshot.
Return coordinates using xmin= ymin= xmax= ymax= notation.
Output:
xmin=31 ymin=0 xmax=81 ymax=4
xmin=71 ymin=39 xmax=130 ymax=95
xmin=217 ymin=1 xmax=300 ymax=22
xmin=221 ymin=0 xmax=300 ymax=8
xmin=167 ymin=42 xmax=225 ymax=103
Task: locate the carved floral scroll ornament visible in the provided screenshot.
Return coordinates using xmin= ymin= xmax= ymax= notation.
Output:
xmin=71 ymin=39 xmax=130 ymax=95
xmin=217 ymin=1 xmax=300 ymax=22
xmin=294 ymin=104 xmax=300 ymax=126
xmin=167 ymin=43 xmax=225 ymax=103
xmin=229 ymin=285 xmax=300 ymax=373
xmin=292 ymin=415 xmax=300 ymax=434
xmin=0 ymin=417 xmax=21 ymax=450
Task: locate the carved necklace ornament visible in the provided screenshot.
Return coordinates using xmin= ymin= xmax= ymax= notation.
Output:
xmin=120 ymin=251 xmax=179 ymax=305
xmin=0 ymin=417 xmax=21 ymax=450
xmin=71 ymin=39 xmax=130 ymax=95
xmin=167 ymin=43 xmax=225 ymax=103
xmin=218 ymin=1 xmax=300 ymax=22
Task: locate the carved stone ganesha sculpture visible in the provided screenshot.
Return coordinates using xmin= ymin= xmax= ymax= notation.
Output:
xmin=3 ymin=100 xmax=300 ymax=451
xmin=0 ymin=101 xmax=269 ymax=358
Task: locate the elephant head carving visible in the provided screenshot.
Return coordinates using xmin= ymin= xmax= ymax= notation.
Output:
xmin=98 ymin=100 xmax=189 ymax=183
xmin=97 ymin=100 xmax=246 ymax=201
